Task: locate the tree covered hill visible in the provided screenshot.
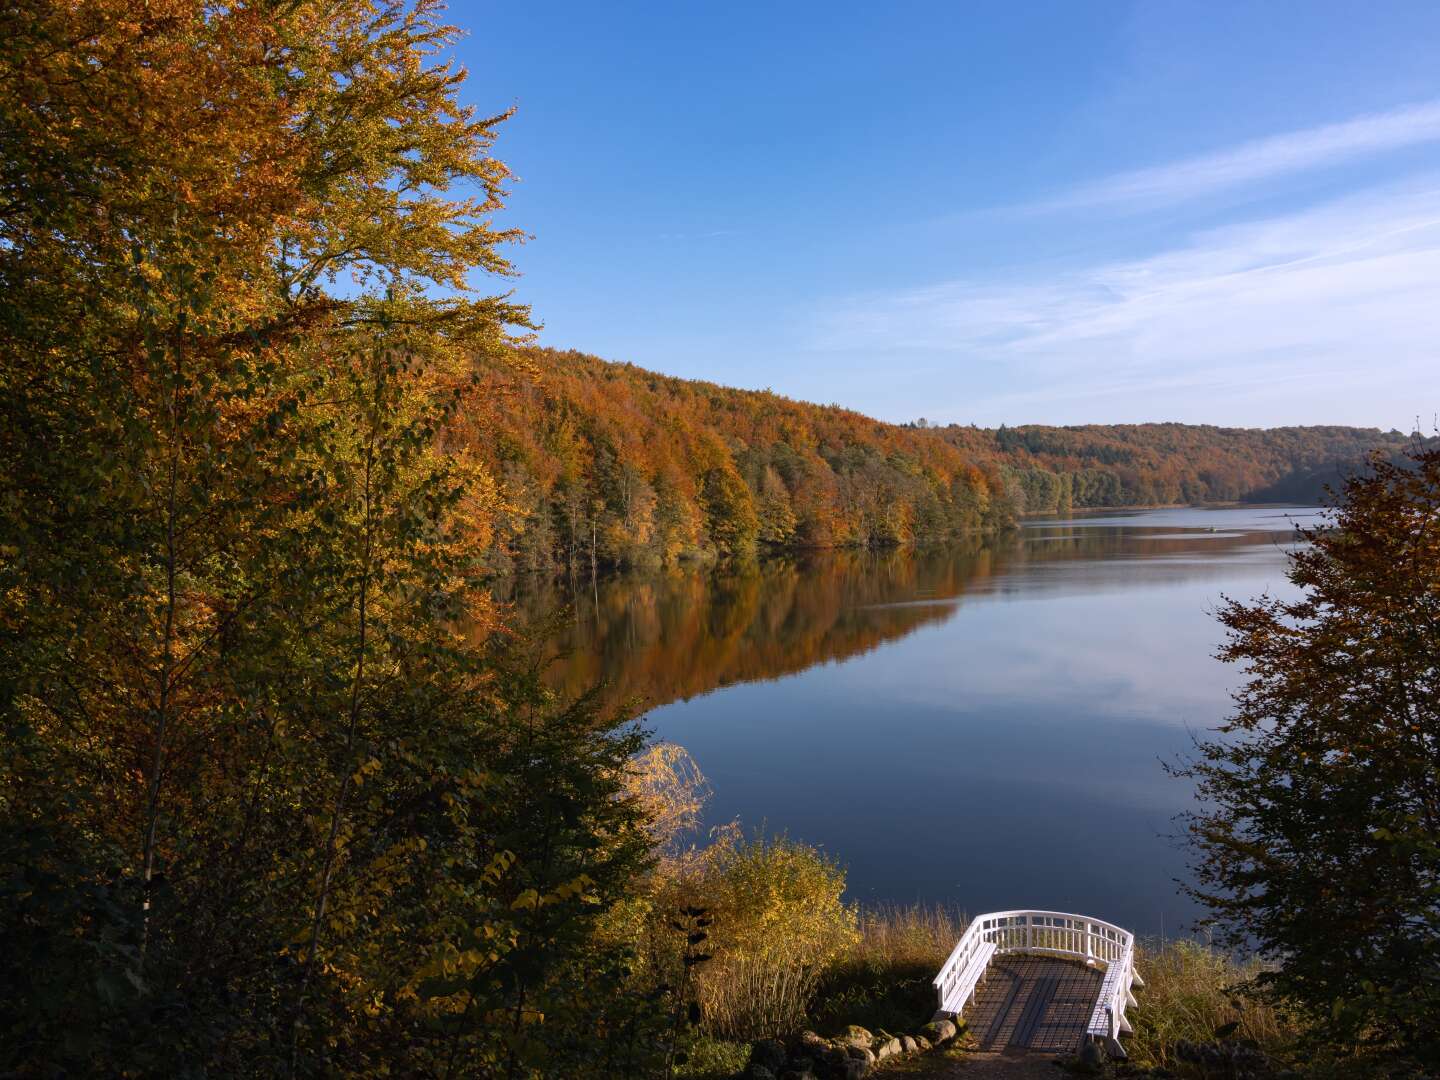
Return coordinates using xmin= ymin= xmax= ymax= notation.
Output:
xmin=464 ymin=347 xmax=1416 ymax=572
xmin=939 ymin=420 xmax=1417 ymax=513
xmin=466 ymin=348 xmax=1013 ymax=572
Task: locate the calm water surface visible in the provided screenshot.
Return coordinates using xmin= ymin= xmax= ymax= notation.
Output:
xmin=506 ymin=505 xmax=1324 ymax=936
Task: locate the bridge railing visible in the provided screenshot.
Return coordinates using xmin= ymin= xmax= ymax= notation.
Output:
xmin=1088 ymin=932 xmax=1142 ymax=1056
xmin=933 ymin=910 xmax=1143 ymax=1056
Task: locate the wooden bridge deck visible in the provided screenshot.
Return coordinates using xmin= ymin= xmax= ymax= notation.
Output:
xmin=964 ymin=956 xmax=1104 ymax=1053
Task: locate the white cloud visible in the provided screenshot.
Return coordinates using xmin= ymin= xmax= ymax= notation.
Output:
xmin=809 ymin=180 xmax=1440 ymax=424
xmin=1037 ymin=99 xmax=1440 ymax=212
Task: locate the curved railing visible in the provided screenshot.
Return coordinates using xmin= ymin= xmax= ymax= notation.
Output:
xmin=933 ymin=910 xmax=1143 ymax=1056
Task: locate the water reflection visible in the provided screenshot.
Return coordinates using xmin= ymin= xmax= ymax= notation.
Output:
xmin=499 ymin=506 xmax=1321 ymax=935
xmin=499 ymin=507 xmax=1320 ymax=712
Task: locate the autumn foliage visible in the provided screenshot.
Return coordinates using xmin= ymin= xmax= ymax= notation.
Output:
xmin=1 ymin=3 xmax=1434 ymax=1077
xmin=944 ymin=421 xmax=1418 ymax=512
xmin=1180 ymin=447 xmax=1440 ymax=1071
xmin=0 ymin=3 xmax=664 ymax=1076
xmin=460 ymin=348 xmax=1416 ymax=574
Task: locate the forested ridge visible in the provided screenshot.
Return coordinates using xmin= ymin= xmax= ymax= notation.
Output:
xmin=465 ymin=348 xmax=1012 ymax=573
xmin=465 ymin=347 xmax=1417 ymax=572
xmin=940 ymin=419 xmax=1418 ymax=512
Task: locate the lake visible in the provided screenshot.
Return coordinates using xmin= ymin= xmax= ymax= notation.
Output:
xmin=502 ymin=505 xmax=1323 ymax=937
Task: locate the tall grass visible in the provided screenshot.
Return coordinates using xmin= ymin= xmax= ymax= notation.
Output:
xmin=699 ymin=954 xmax=824 ymax=1040
xmin=687 ymin=903 xmax=969 ymax=1039
xmin=1126 ymin=939 xmax=1296 ymax=1069
xmin=851 ymin=904 xmax=969 ymax=971
xmin=645 ymin=831 xmax=858 ymax=1042
xmin=805 ymin=905 xmax=968 ymax=1035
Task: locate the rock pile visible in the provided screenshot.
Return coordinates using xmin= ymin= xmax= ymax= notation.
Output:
xmin=1173 ymin=1039 xmax=1272 ymax=1080
xmin=740 ymin=1018 xmax=962 ymax=1079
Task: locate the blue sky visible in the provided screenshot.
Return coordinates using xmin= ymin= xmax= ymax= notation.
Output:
xmin=454 ymin=1 xmax=1440 ymax=428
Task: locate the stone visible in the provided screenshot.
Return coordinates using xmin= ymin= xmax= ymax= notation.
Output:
xmin=1078 ymin=1039 xmax=1107 ymax=1071
xmin=749 ymin=1038 xmax=788 ymax=1073
xmin=913 ymin=1036 xmax=932 ymax=1052
xmin=899 ymin=1036 xmax=917 ymax=1054
xmin=837 ymin=1025 xmax=873 ymax=1049
xmin=840 ymin=1060 xmax=869 ymax=1080
xmin=921 ymin=1019 xmax=958 ymax=1045
xmin=795 ymin=1031 xmax=828 ymax=1053
xmin=875 ymin=1038 xmax=902 ymax=1060
xmin=746 ymin=1068 xmax=776 ymax=1080
xmin=822 ymin=1045 xmax=851 ymax=1070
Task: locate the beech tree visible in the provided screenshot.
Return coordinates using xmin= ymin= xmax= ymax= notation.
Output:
xmin=0 ymin=3 xmax=664 ymax=1075
xmin=1180 ymin=448 xmax=1440 ymax=1070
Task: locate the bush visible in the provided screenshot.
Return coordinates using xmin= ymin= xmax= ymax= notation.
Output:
xmin=674 ymin=1036 xmax=751 ymax=1079
xmin=641 ymin=828 xmax=857 ymax=1041
xmin=693 ymin=833 xmax=858 ymax=1039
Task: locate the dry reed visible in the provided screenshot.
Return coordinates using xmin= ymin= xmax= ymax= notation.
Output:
xmin=699 ymin=954 xmax=823 ymax=1041
xmin=1126 ymin=939 xmax=1296 ymax=1068
xmin=849 ymin=903 xmax=969 ymax=971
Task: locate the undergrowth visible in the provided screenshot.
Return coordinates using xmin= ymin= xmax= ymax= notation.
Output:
xmin=1125 ymin=939 xmax=1297 ymax=1071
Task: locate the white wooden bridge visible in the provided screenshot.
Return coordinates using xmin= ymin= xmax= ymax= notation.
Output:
xmin=933 ymin=911 xmax=1143 ymax=1057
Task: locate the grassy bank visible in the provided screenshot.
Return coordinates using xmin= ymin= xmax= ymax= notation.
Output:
xmin=678 ymin=902 xmax=1298 ymax=1078
xmin=1124 ymin=940 xmax=1294 ymax=1070
xmin=633 ymin=751 xmax=1298 ymax=1078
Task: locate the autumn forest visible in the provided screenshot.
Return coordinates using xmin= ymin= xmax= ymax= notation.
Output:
xmin=2 ymin=3 xmax=1436 ymax=1079
xmin=468 ymin=347 xmax=1414 ymax=574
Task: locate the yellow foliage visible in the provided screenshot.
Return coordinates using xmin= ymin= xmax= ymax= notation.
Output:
xmin=675 ymin=832 xmax=858 ymax=1038
xmin=622 ymin=743 xmax=857 ymax=1039
xmin=625 ymin=742 xmax=710 ymax=851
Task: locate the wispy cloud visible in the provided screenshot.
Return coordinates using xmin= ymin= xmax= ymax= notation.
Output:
xmin=1035 ymin=99 xmax=1440 ymax=212
xmin=809 ymin=179 xmax=1440 ymax=424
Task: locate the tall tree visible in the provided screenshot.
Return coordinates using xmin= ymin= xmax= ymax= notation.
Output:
xmin=0 ymin=3 xmax=662 ymax=1076
xmin=1179 ymin=448 xmax=1440 ymax=1070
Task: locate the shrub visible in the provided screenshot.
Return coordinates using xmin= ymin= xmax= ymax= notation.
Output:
xmin=641 ymin=828 xmax=857 ymax=1041
xmin=691 ymin=833 xmax=859 ymax=1039
xmin=674 ymin=1036 xmax=750 ymax=1079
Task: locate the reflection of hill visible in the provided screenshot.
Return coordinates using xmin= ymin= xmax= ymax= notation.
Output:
xmin=495 ymin=537 xmax=996 ymax=708
xmin=493 ymin=522 xmax=1301 ymax=711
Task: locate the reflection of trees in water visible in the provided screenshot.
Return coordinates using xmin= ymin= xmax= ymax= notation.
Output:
xmin=490 ymin=526 xmax=1292 ymax=711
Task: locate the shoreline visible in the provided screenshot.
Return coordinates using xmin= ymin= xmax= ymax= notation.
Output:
xmin=488 ymin=502 xmax=1318 ymax=583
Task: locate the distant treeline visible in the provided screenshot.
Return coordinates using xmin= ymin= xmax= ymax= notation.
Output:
xmin=939 ymin=421 xmax=1420 ymax=513
xmin=465 ymin=348 xmax=1419 ymax=572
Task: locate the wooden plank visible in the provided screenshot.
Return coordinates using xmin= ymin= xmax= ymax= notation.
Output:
xmin=980 ymin=969 xmax=1025 ymax=1049
xmin=1011 ymin=974 xmax=1060 ymax=1048
xmin=933 ymin=913 xmax=1138 ymax=1056
xmin=965 ymin=955 xmax=1103 ymax=1054
xmin=1029 ymin=967 xmax=1099 ymax=1052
